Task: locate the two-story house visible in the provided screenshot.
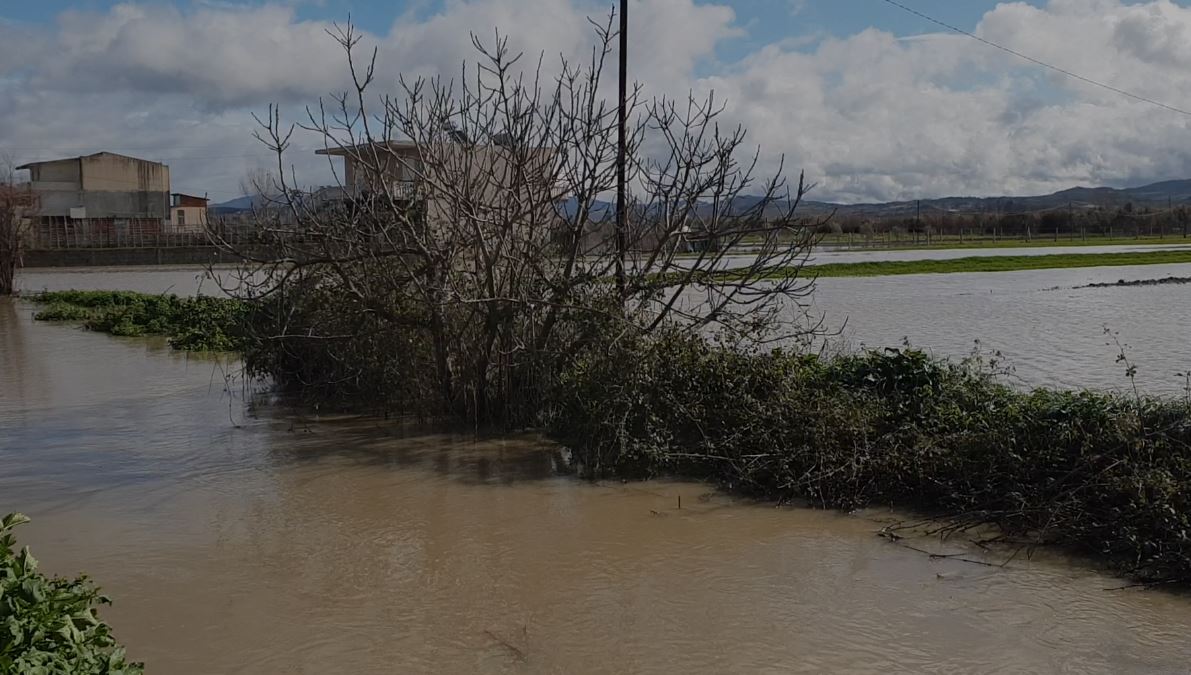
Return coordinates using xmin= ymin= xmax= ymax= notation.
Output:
xmin=17 ymin=152 xmax=171 ymax=246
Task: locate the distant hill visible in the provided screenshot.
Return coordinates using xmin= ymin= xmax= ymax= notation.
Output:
xmin=211 ymin=179 xmax=1191 ymax=220
xmin=210 ymin=195 xmax=265 ymax=215
xmin=797 ymin=179 xmax=1191 ymax=220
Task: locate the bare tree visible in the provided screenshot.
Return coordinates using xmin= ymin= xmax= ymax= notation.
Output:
xmin=215 ymin=12 xmax=823 ymax=423
xmin=0 ymin=156 xmax=37 ymax=296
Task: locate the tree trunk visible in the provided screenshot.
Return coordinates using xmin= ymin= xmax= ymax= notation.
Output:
xmin=0 ymin=213 xmax=21 ymax=296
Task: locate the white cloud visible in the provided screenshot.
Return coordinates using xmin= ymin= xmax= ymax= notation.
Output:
xmin=691 ymin=0 xmax=1191 ymax=201
xmin=2 ymin=0 xmax=1191 ymax=202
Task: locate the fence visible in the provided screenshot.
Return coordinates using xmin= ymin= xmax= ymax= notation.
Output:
xmin=26 ymin=217 xmax=261 ymax=250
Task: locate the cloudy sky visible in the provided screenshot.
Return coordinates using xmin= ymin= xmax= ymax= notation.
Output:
xmin=3 ymin=0 xmax=1191 ymax=203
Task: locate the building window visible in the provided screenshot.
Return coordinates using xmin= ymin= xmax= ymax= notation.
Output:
xmin=177 ymin=210 xmax=186 ymax=226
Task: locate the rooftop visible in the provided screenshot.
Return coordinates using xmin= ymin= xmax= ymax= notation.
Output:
xmin=315 ymin=141 xmax=418 ymax=157
xmin=17 ymin=151 xmax=165 ymax=170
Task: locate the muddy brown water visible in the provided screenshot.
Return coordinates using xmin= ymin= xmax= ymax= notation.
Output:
xmin=4 ymin=269 xmax=1191 ymax=673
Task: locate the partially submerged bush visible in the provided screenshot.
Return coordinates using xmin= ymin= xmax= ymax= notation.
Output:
xmin=236 ymin=271 xmax=634 ymax=423
xmin=0 ymin=513 xmax=142 ymax=674
xmin=241 ymin=281 xmax=440 ymax=415
xmin=31 ymin=291 xmax=251 ymax=352
xmin=552 ymin=333 xmax=1191 ymax=584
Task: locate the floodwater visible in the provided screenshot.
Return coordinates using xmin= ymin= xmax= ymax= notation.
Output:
xmin=16 ymin=265 xmax=242 ymax=296
xmin=813 ymin=261 xmax=1191 ymax=395
xmin=4 ymin=295 xmax=1191 ymax=674
xmin=19 ymin=257 xmax=1190 ymax=394
xmin=697 ymin=241 xmax=1191 ymax=270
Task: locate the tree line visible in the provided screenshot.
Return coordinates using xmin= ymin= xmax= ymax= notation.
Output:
xmin=823 ymin=203 xmax=1191 ymax=242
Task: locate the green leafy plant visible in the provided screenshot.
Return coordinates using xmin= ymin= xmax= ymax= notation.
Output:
xmin=33 ymin=303 xmax=94 ymax=322
xmin=30 ymin=290 xmax=252 ymax=352
xmin=0 ymin=513 xmax=142 ymax=674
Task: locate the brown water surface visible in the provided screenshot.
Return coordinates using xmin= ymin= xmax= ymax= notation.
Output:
xmin=4 ymin=273 xmax=1191 ymax=673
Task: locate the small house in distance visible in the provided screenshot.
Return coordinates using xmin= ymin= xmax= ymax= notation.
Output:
xmin=170 ymin=193 xmax=209 ymax=233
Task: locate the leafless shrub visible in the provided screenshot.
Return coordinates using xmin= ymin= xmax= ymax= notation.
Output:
xmin=214 ymin=12 xmax=823 ymax=423
xmin=0 ymin=156 xmax=37 ymax=296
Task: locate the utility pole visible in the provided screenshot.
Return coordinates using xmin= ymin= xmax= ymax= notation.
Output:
xmin=615 ymin=0 xmax=629 ymax=307
xmin=1166 ymin=195 xmax=1172 ymax=239
xmin=915 ymin=199 xmax=921 ymax=246
xmin=993 ymin=200 xmax=999 ymax=242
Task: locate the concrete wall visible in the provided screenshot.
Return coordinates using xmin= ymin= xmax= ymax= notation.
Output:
xmin=28 ymin=159 xmax=82 ymax=217
xmin=24 ymin=246 xmax=245 ymax=268
xmin=342 ymin=148 xmax=419 ymax=193
xmin=420 ymin=145 xmax=558 ymax=232
xmin=80 ymin=153 xmax=169 ymax=193
xmin=35 ymin=191 xmax=169 ymax=219
xmin=339 ymin=144 xmax=553 ymax=210
xmin=80 ymin=154 xmax=169 ymax=218
xmin=30 ymin=159 xmax=81 ymax=184
xmin=169 ymin=206 xmax=208 ymax=233
xmin=81 ymin=191 xmax=170 ymax=219
xmin=35 ymin=189 xmax=83 ymax=217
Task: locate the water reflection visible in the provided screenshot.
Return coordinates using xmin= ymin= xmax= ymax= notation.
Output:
xmin=0 ymin=299 xmax=47 ymax=417
xmin=266 ymin=418 xmax=568 ymax=485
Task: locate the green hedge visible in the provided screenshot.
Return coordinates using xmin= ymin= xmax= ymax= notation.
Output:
xmin=550 ymin=331 xmax=1191 ymax=584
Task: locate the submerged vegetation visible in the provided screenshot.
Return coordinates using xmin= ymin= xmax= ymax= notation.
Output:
xmin=0 ymin=513 xmax=142 ymax=674
xmin=31 ymin=290 xmax=249 ymax=352
xmin=1079 ymin=275 xmax=1191 ymax=289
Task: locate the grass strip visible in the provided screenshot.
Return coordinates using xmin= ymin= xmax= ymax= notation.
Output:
xmin=818 ymin=234 xmax=1191 ymax=251
xmin=801 ymin=249 xmax=1191 ymax=278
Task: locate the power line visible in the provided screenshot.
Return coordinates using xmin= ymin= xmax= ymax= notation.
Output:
xmin=879 ymin=0 xmax=1191 ymax=118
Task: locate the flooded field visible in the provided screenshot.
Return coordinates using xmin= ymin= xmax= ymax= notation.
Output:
xmin=4 ymin=294 xmax=1191 ymax=673
xmin=813 ymin=261 xmax=1191 ymax=395
xmin=16 ymin=258 xmax=1191 ymax=394
xmin=695 ymin=242 xmax=1191 ymax=269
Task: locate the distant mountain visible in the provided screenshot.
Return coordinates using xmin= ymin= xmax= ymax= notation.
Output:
xmin=210 ymin=179 xmax=1191 ymax=220
xmin=210 ymin=195 xmax=265 ymax=214
xmin=617 ymin=178 xmax=1191 ymax=219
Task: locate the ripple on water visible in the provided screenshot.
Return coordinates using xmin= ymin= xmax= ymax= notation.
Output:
xmin=4 ymin=269 xmax=1191 ymax=673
